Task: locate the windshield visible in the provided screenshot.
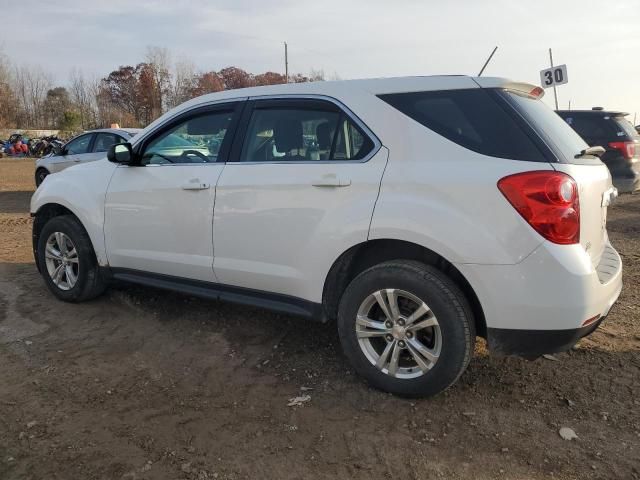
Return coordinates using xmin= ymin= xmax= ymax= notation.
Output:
xmin=502 ymin=90 xmax=589 ymax=163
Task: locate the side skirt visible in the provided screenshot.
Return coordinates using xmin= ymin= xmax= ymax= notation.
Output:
xmin=102 ymin=267 xmax=326 ymax=322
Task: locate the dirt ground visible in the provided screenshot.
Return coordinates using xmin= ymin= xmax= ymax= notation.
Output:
xmin=1 ymin=158 xmax=638 ymax=480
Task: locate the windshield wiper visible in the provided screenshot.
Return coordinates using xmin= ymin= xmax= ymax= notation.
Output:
xmin=575 ymin=146 xmax=605 ymax=158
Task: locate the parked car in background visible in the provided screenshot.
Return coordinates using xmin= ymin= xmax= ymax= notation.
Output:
xmin=557 ymin=108 xmax=640 ymax=192
xmin=35 ymin=128 xmax=142 ymax=186
xmin=31 ymin=76 xmax=622 ymax=397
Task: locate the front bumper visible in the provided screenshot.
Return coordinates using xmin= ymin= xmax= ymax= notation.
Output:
xmin=456 ymin=239 xmax=623 ymax=357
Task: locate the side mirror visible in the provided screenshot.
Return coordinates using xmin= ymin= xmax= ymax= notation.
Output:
xmin=108 ymin=142 xmax=134 ymax=164
xmin=52 ymin=144 xmax=63 ymax=155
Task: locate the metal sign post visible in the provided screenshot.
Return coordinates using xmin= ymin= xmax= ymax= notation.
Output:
xmin=284 ymin=42 xmax=289 ymax=83
xmin=549 ymin=48 xmax=559 ymax=110
xmin=540 ymin=53 xmax=568 ymax=109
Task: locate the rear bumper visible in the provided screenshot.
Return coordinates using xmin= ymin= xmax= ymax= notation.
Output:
xmin=486 ymin=316 xmax=605 ymax=357
xmin=456 ymin=238 xmax=623 ymax=356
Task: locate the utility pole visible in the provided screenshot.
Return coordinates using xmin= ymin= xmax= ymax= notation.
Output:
xmin=478 ymin=46 xmax=498 ymax=77
xmin=284 ymin=42 xmax=289 ymax=83
xmin=549 ymin=48 xmax=559 ymax=110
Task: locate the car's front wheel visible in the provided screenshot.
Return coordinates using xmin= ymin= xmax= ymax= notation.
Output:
xmin=337 ymin=260 xmax=475 ymax=397
xmin=35 ymin=168 xmax=49 ymax=187
xmin=37 ymin=215 xmax=106 ymax=302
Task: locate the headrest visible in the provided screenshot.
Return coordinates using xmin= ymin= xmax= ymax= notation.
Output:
xmin=316 ymin=122 xmax=332 ymax=149
xmin=274 ymin=118 xmax=303 ymax=152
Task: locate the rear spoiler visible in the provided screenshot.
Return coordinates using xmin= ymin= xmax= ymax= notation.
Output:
xmin=472 ymin=77 xmax=545 ymax=99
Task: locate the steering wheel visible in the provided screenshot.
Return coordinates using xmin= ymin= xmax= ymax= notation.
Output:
xmin=180 ymin=149 xmax=209 ymax=163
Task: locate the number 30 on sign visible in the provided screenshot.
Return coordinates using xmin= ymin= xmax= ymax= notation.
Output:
xmin=540 ymin=65 xmax=568 ymax=88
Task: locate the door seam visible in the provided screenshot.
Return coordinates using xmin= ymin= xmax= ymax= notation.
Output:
xmin=367 ymin=146 xmax=390 ymax=240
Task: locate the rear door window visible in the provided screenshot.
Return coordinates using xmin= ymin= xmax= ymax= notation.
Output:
xmin=93 ymin=133 xmax=125 ymax=153
xmin=378 ymin=89 xmax=545 ymax=161
xmin=65 ymin=134 xmax=93 ymax=155
xmin=238 ymin=101 xmax=374 ymax=162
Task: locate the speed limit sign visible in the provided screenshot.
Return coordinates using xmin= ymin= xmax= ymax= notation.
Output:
xmin=540 ymin=64 xmax=568 ymax=88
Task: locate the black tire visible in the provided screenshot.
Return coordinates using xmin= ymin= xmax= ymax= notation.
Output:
xmin=337 ymin=260 xmax=475 ymax=397
xmin=35 ymin=168 xmax=49 ymax=187
xmin=37 ymin=215 xmax=106 ymax=302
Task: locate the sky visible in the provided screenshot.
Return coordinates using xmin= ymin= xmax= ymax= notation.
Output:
xmin=2 ymin=0 xmax=640 ymax=119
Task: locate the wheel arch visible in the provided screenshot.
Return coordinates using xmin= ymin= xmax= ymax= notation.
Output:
xmin=32 ymin=203 xmax=93 ymax=271
xmin=35 ymin=166 xmax=50 ymax=178
xmin=321 ymin=238 xmax=487 ymax=338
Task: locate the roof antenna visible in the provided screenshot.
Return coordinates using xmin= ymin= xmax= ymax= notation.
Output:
xmin=478 ymin=46 xmax=498 ymax=77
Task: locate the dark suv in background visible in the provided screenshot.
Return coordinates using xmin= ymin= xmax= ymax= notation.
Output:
xmin=557 ymin=108 xmax=640 ymax=192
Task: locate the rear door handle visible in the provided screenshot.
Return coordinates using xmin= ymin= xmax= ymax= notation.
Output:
xmin=181 ymin=180 xmax=210 ymax=190
xmin=312 ymin=174 xmax=351 ymax=187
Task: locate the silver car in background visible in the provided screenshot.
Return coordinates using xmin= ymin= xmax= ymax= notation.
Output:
xmin=35 ymin=128 xmax=141 ymax=186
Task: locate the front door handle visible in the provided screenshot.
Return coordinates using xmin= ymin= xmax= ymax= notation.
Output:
xmin=181 ymin=180 xmax=210 ymax=190
xmin=312 ymin=174 xmax=351 ymax=187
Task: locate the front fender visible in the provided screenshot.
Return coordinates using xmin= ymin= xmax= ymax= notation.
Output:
xmin=31 ymin=160 xmax=117 ymax=266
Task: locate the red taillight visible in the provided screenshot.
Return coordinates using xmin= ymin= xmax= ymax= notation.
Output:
xmin=608 ymin=141 xmax=636 ymax=160
xmin=498 ymin=171 xmax=580 ymax=245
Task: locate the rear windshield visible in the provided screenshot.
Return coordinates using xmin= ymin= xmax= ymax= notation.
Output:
xmin=504 ymin=91 xmax=588 ymax=163
xmin=558 ymin=112 xmax=638 ymax=142
xmin=558 ymin=113 xmax=613 ymax=140
xmin=378 ymin=89 xmax=546 ymax=162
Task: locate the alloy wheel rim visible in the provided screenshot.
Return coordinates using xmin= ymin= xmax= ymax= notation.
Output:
xmin=44 ymin=232 xmax=79 ymax=291
xmin=356 ymin=289 xmax=442 ymax=379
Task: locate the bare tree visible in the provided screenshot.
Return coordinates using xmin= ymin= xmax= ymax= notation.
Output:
xmin=309 ymin=68 xmax=325 ymax=82
xmin=144 ymin=46 xmax=171 ymax=116
xmin=168 ymin=58 xmax=197 ymax=108
xmin=0 ymin=47 xmax=16 ymax=128
xmin=69 ymin=68 xmax=99 ymax=129
xmin=11 ymin=65 xmax=53 ymax=128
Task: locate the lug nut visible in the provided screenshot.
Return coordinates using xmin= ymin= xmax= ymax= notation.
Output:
xmin=385 ymin=321 xmax=393 ymax=329
xmin=385 ymin=334 xmax=393 ymax=342
xmin=397 ymin=318 xmax=405 ymax=326
xmin=406 ymin=331 xmax=413 ymax=339
xmin=398 ymin=340 xmax=406 ymax=348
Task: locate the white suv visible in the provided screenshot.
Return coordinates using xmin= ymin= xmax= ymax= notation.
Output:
xmin=31 ymin=76 xmax=622 ymax=397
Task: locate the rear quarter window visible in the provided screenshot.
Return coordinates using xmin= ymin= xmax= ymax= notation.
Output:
xmin=613 ymin=117 xmax=639 ymax=139
xmin=378 ymin=89 xmax=546 ymax=162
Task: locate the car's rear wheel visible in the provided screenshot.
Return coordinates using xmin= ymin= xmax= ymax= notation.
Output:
xmin=37 ymin=215 xmax=106 ymax=302
xmin=35 ymin=168 xmax=49 ymax=187
xmin=337 ymin=260 xmax=475 ymax=397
